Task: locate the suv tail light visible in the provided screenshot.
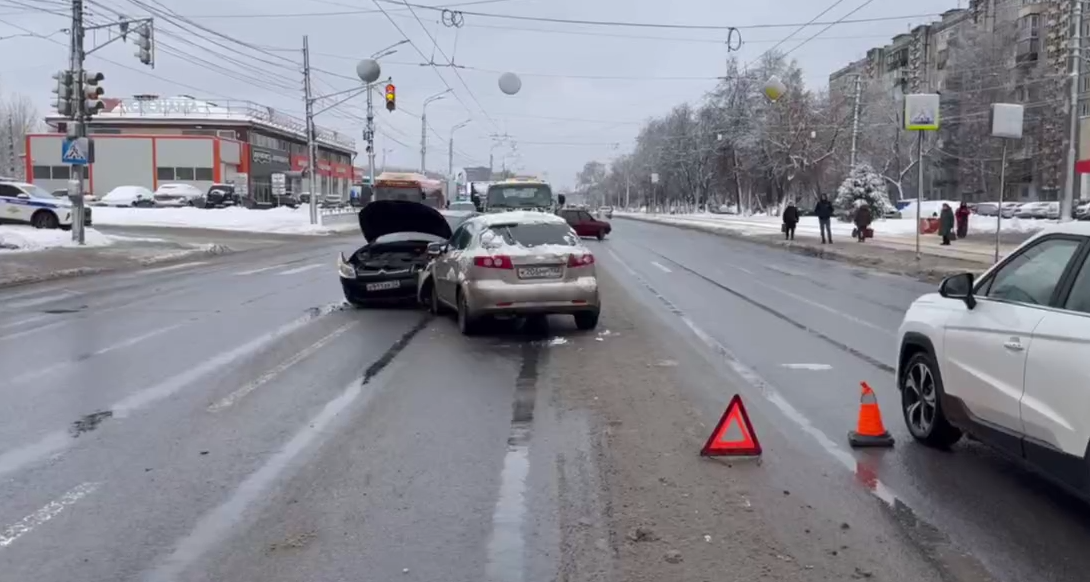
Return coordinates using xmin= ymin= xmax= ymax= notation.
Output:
xmin=474 ymin=255 xmax=514 ymax=269
xmin=567 ymin=253 xmax=595 ymax=267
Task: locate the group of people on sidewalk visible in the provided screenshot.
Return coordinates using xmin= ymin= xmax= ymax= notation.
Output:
xmin=781 ymin=197 xmax=973 ymax=246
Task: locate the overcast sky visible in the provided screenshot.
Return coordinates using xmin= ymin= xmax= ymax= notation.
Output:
xmin=0 ymin=0 xmax=963 ymax=188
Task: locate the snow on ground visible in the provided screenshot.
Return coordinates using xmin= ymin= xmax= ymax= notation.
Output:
xmin=90 ymin=206 xmax=357 ymax=234
xmin=617 ymin=211 xmax=1048 ymax=239
xmin=0 ymin=225 xmax=115 ymax=252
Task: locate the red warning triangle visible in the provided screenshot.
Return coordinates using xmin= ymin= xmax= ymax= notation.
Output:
xmin=700 ymin=394 xmax=762 ymax=457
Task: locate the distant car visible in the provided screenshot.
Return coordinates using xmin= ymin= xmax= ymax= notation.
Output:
xmin=975 ymin=202 xmax=999 ymax=217
xmin=418 ymin=211 xmax=600 ymax=335
xmin=1015 ymin=201 xmax=1050 ymax=219
xmin=1046 ymin=201 xmax=1061 ymax=220
xmin=559 ymin=208 xmax=611 ymax=240
xmin=0 ymin=181 xmax=90 ymax=229
xmin=154 ymin=183 xmax=205 ymax=207
xmin=597 ymin=206 xmax=614 ymax=219
xmin=337 ymin=200 xmax=459 ymax=306
xmin=205 ymin=184 xmax=241 ymax=208
xmin=51 ymin=188 xmax=98 ymax=205
xmin=101 ymin=185 xmax=155 ymax=207
xmin=448 ymin=200 xmax=477 ymax=213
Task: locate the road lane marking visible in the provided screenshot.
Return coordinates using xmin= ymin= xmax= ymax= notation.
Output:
xmin=650 ymin=261 xmax=672 ymax=273
xmin=0 ymin=318 xmax=74 ymax=343
xmin=0 ymin=482 xmax=100 ymax=549
xmin=780 ymin=363 xmax=833 ymax=371
xmin=0 ymin=314 xmax=52 ymax=331
xmin=234 ymin=264 xmax=283 ymax=276
xmin=9 ymin=322 xmax=189 ymax=386
xmin=3 ymin=291 xmax=77 ymax=310
xmin=141 ymin=261 xmax=209 ymax=274
xmin=0 ymin=302 xmax=346 ymax=480
xmin=278 ymin=263 xmax=324 ymax=275
xmin=208 ymin=321 xmax=358 ymax=411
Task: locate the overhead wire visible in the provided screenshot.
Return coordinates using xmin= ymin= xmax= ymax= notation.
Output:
xmin=744 ymin=0 xmax=849 ymax=67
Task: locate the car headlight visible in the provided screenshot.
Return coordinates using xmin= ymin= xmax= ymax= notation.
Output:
xmin=337 ymin=255 xmax=356 ymax=279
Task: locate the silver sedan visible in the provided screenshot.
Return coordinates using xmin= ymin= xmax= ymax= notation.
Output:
xmin=418 ymin=211 xmax=600 ymax=335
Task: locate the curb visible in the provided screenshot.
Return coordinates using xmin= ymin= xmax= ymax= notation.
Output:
xmin=0 ymin=243 xmax=234 ymax=290
xmin=616 ymin=215 xmax=983 ymax=283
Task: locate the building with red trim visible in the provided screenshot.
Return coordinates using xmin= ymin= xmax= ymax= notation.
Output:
xmin=27 ymin=95 xmax=356 ymax=202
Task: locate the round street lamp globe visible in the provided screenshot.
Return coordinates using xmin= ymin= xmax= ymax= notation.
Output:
xmin=498 ymin=72 xmax=522 ymax=95
xmin=356 ymin=59 xmax=381 ymax=84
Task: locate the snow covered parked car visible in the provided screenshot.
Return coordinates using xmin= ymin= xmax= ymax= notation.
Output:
xmin=101 ymin=185 xmax=155 ymax=207
xmin=153 ymin=183 xmax=206 ymax=207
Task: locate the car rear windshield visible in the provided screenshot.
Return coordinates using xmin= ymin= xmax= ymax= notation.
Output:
xmin=486 ymin=185 xmax=552 ymax=209
xmin=375 ymin=186 xmax=422 ymax=202
xmin=487 ymin=223 xmax=577 ymax=247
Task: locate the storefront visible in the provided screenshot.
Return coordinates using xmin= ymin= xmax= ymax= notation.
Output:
xmin=248 ymin=145 xmax=291 ymax=203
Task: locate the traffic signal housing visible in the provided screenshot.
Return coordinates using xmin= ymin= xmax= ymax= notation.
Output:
xmin=52 ymin=70 xmax=75 ymax=117
xmin=83 ymin=71 xmax=106 ymax=115
xmin=134 ymin=23 xmax=153 ymax=67
xmin=385 ymin=83 xmax=396 ymax=112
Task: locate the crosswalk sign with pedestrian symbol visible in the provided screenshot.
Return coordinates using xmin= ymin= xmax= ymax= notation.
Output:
xmin=62 ymin=137 xmax=90 ymax=165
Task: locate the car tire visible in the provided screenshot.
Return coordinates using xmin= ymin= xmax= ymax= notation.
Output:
xmin=596 ymin=230 xmax=605 ymax=241
xmin=457 ymin=289 xmax=480 ymax=335
xmin=901 ymin=351 xmax=962 ymax=448
xmin=428 ymin=280 xmax=446 ymax=315
xmin=31 ymin=210 xmax=59 ymax=229
xmin=574 ymin=309 xmax=600 ymax=330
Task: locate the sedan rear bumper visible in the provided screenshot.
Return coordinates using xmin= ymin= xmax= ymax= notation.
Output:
xmin=465 ymin=277 xmax=599 ymax=315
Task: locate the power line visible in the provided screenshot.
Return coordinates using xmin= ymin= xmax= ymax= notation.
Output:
xmin=781 ymin=0 xmax=879 ymax=59
xmin=745 ymin=0 xmax=849 ymax=68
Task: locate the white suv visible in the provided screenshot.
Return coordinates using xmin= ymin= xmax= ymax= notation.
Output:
xmin=0 ymin=181 xmax=88 ymax=229
xmin=897 ymin=222 xmax=1090 ymax=496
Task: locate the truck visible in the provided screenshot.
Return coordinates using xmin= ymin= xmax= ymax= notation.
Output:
xmin=373 ymin=172 xmax=446 ymax=209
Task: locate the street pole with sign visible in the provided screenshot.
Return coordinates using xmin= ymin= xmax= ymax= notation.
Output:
xmin=904 ymin=93 xmax=940 ymax=260
xmin=990 ymin=103 xmax=1024 ymax=263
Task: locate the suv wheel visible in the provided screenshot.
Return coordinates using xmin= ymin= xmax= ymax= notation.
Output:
xmin=574 ymin=309 xmax=599 ymax=330
xmin=901 ymin=351 xmax=962 ymax=448
xmin=31 ymin=210 xmax=59 ymax=229
xmin=457 ymin=290 xmax=480 ymax=335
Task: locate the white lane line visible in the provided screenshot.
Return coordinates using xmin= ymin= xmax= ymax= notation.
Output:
xmin=650 ymin=261 xmax=672 ymax=273
xmin=0 ymin=482 xmax=100 ymax=548
xmin=0 ymin=319 xmax=73 ymax=343
xmin=9 ymin=322 xmax=189 ymax=386
xmin=234 ymin=264 xmax=283 ymax=276
xmin=0 ymin=314 xmax=52 ymax=331
xmin=4 ymin=291 xmax=77 ymax=310
xmin=209 ymin=321 xmax=358 ymax=411
xmin=142 ymin=261 xmax=209 ymax=274
xmin=485 ymin=427 xmax=530 ymax=582
xmin=278 ymin=263 xmax=324 ymax=276
xmin=780 ymin=363 xmax=833 ymax=371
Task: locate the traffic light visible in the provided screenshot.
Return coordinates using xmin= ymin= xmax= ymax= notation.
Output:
xmin=134 ymin=23 xmax=153 ymax=67
xmin=83 ymin=71 xmax=105 ymax=115
xmin=385 ymin=83 xmax=396 ymax=112
xmin=51 ymin=70 xmax=75 ymax=117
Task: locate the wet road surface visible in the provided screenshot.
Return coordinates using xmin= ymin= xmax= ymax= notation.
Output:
xmin=0 ymin=222 xmax=1084 ymax=582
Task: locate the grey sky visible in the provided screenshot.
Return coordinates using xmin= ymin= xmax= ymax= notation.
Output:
xmin=0 ymin=0 xmax=961 ymax=188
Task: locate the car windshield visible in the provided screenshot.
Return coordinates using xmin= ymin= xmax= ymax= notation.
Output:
xmin=486 ymin=185 xmax=553 ymax=209
xmin=486 ymin=222 xmax=577 ymax=247
xmin=374 ymin=186 xmax=422 ymax=202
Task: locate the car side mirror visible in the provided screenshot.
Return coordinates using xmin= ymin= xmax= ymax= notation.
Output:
xmin=16 ymin=193 xmax=29 ymax=199
xmin=426 ymin=242 xmax=447 ymax=256
xmin=939 ymin=272 xmax=976 ymax=309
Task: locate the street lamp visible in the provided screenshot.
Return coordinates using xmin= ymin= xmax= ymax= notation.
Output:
xmin=371 ymin=39 xmax=408 ymax=59
xmin=449 ymin=119 xmax=471 ymax=176
xmin=421 ymin=88 xmax=452 ymax=173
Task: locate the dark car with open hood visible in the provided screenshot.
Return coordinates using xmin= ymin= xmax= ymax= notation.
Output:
xmin=337 ymin=201 xmax=473 ymax=306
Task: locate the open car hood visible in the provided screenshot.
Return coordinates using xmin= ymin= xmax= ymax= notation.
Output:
xmin=358 ymin=200 xmax=453 ymax=243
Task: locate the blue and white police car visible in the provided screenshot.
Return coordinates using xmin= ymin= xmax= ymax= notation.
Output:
xmin=0 ymin=181 xmax=91 ymax=229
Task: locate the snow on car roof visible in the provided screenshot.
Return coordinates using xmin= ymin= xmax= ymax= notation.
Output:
xmin=471 ymin=210 xmax=566 ymax=227
xmin=1029 ymin=220 xmax=1090 ymax=239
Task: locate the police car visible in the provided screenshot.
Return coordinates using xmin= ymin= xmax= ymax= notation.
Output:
xmin=0 ymin=181 xmax=91 ymax=229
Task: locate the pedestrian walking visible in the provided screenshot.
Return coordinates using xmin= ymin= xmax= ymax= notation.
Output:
xmin=782 ymin=200 xmax=799 ymax=240
xmin=955 ymin=201 xmax=970 ymax=239
xmin=940 ymin=203 xmax=955 ymax=246
xmin=814 ymin=193 xmax=834 ymax=244
xmin=853 ymin=203 xmax=873 ymax=242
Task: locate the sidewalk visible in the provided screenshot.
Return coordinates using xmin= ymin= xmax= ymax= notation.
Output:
xmin=617 ymin=213 xmax=1016 ymax=283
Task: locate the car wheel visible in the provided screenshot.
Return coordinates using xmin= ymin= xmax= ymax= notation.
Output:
xmin=596 ymin=230 xmax=605 ymax=241
xmin=574 ymin=309 xmax=600 ymax=330
xmin=457 ymin=289 xmax=480 ymax=335
xmin=31 ymin=210 xmax=59 ymax=229
xmin=901 ymin=351 xmax=962 ymax=448
xmin=429 ymin=280 xmax=446 ymax=315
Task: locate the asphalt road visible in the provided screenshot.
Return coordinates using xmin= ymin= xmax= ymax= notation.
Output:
xmin=0 ymin=220 xmax=1084 ymax=582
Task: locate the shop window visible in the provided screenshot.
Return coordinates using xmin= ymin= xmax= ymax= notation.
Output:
xmin=157 ymin=167 xmax=175 ymax=180
xmin=195 ymin=167 xmax=213 ymax=181
xmin=175 ymin=167 xmax=194 ymax=180
xmin=32 ymin=165 xmax=51 ymax=179
xmin=51 ymin=166 xmax=70 ymax=179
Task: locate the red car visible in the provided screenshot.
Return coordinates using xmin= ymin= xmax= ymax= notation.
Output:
xmin=560 ymin=208 xmax=612 ymax=240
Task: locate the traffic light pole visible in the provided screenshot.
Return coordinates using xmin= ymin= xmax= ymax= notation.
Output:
xmin=302 ymin=35 xmax=319 ymax=226
xmin=69 ymin=0 xmax=86 ymax=245
xmin=367 ymin=84 xmax=375 ymax=188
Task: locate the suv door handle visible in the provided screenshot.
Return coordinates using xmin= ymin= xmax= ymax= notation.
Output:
xmin=1003 ymin=340 xmax=1024 ymax=351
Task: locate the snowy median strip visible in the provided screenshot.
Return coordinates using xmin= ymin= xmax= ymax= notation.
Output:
xmin=0 ymin=225 xmax=116 ymax=252
xmin=90 ymin=206 xmax=357 ymax=235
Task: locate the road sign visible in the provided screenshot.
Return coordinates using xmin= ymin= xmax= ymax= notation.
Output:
xmin=235 ymin=173 xmax=249 ymax=197
xmin=62 ymin=137 xmax=91 ymax=165
xmin=271 ymin=173 xmax=286 ymax=196
xmin=700 ymin=394 xmax=762 ymax=457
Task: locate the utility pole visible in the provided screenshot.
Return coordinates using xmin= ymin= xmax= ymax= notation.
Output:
xmin=367 ymin=87 xmax=376 ymax=187
xmin=1063 ymin=0 xmax=1083 ymax=222
xmin=302 ymin=35 xmax=318 ymax=225
xmin=69 ymin=0 xmax=86 ymax=245
xmin=421 ymin=89 xmax=450 ymax=173
xmin=7 ymin=117 xmax=16 ymax=178
xmin=849 ymin=74 xmax=862 ymax=171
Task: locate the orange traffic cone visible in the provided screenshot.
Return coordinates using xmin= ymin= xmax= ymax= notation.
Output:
xmin=847 ymin=382 xmax=895 ymax=448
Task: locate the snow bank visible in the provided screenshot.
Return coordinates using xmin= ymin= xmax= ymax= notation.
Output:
xmin=90 ymin=206 xmax=357 ymax=234
xmin=0 ymin=226 xmax=114 ymax=252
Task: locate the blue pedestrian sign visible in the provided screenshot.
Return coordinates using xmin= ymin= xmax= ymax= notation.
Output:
xmin=62 ymin=137 xmax=90 ymax=165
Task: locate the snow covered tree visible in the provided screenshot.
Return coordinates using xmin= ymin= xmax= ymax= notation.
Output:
xmin=835 ymin=164 xmax=895 ymax=213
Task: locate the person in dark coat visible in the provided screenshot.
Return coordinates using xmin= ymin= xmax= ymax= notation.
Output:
xmin=814 ymin=193 xmax=834 ymax=244
xmin=782 ymin=201 xmax=799 ymax=240
xmin=939 ymin=203 xmax=956 ymax=246
xmin=853 ymin=203 xmax=873 ymax=242
xmin=955 ymin=201 xmax=971 ymax=239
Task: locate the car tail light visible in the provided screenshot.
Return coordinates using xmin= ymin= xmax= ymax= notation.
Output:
xmin=568 ymin=253 xmax=595 ymax=267
xmin=474 ymin=255 xmax=514 ymax=269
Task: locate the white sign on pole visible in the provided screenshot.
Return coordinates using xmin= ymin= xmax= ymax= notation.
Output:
xmin=650 ymin=173 xmax=659 ymax=184
xmin=990 ymin=104 xmax=1025 ymax=139
xmin=271 ymin=173 xmax=286 ymax=196
xmin=235 ymin=173 xmax=249 ymax=197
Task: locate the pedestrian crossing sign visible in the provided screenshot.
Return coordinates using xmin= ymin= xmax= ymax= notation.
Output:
xmin=62 ymin=137 xmax=91 ymax=165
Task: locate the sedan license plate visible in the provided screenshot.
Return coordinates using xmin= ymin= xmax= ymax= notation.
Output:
xmin=517 ymin=266 xmax=563 ymax=279
xmin=365 ymin=280 xmax=401 ymax=291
